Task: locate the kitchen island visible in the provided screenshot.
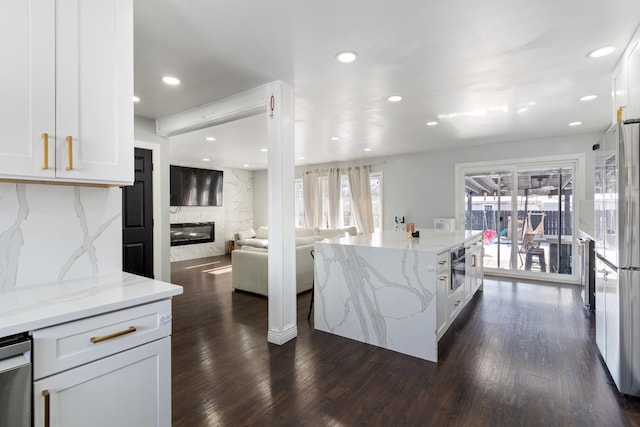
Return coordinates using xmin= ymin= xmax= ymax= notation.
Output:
xmin=313 ymin=229 xmax=483 ymax=362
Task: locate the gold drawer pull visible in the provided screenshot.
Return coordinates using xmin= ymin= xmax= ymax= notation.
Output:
xmin=454 ymin=300 xmax=461 ymax=307
xmin=43 ymin=390 xmax=50 ymax=427
xmin=66 ymin=136 xmax=73 ymax=170
xmin=438 ymin=275 xmax=447 ymax=281
xmin=41 ymin=133 xmax=49 ymax=169
xmin=438 ymin=260 xmax=447 ymax=266
xmin=472 ymin=255 xmax=476 ymax=267
xmin=90 ymin=326 xmax=137 ymax=344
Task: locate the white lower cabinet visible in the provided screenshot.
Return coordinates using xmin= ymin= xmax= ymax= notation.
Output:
xmin=435 ymin=250 xmax=450 ymax=337
xmin=33 ymin=337 xmax=171 ymax=427
xmin=447 ymin=286 xmax=465 ymax=323
xmin=32 ymin=300 xmax=173 ymax=427
xmin=466 ymin=237 xmax=484 ymax=297
xmin=436 ymin=235 xmax=484 ymax=341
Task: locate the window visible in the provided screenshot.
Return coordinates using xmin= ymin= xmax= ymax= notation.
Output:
xmin=295 ymin=171 xmax=383 ymax=232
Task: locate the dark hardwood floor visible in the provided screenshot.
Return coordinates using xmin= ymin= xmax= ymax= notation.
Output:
xmin=170 ymin=255 xmax=640 ymax=426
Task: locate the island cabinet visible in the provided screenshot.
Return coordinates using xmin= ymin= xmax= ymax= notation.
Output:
xmin=465 ymin=235 xmax=484 ymax=299
xmin=314 ymin=229 xmax=483 ymax=363
xmin=435 ymin=250 xmax=450 ymax=337
xmin=0 ymin=0 xmax=133 ymax=186
xmin=32 ymin=300 xmax=172 ymax=427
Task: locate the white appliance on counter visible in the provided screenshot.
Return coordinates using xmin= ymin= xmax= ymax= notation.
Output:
xmin=434 ymin=218 xmax=456 ymax=231
xmin=593 ymin=119 xmax=640 ymax=397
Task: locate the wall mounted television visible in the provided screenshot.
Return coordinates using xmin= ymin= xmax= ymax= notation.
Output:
xmin=170 ymin=165 xmax=223 ymax=206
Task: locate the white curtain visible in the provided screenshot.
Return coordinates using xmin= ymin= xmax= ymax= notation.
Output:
xmin=302 ymin=170 xmax=321 ymax=228
xmin=327 ymin=168 xmax=342 ymax=229
xmin=348 ymin=165 xmax=374 ymax=234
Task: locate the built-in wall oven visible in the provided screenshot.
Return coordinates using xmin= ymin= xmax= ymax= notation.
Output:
xmin=451 ymin=246 xmax=466 ymax=291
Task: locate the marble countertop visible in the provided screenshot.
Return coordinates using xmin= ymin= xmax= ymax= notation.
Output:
xmin=0 ymin=273 xmax=183 ymax=337
xmin=319 ymin=229 xmax=482 ymax=253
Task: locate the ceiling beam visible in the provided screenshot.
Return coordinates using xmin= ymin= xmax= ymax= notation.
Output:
xmin=155 ymin=84 xmax=268 ymax=137
xmin=466 ymin=177 xmax=492 ymax=194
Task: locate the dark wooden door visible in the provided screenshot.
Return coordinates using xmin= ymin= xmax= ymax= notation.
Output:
xmin=122 ymin=148 xmax=154 ymax=278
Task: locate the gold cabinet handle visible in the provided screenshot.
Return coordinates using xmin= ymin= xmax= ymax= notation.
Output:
xmin=438 ymin=260 xmax=447 ymax=266
xmin=41 ymin=133 xmax=49 ymax=169
xmin=90 ymin=326 xmax=137 ymax=344
xmin=454 ymin=300 xmax=461 ymax=307
xmin=438 ymin=275 xmax=447 ymax=281
xmin=42 ymin=390 xmax=50 ymax=427
xmin=66 ymin=136 xmax=73 ymax=170
xmin=617 ymin=106 xmax=627 ymax=122
xmin=472 ymin=255 xmax=476 ymax=267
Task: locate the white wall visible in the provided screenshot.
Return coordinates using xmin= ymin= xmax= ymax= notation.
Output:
xmin=250 ymin=132 xmax=601 ymax=231
xmin=377 ymin=132 xmax=600 ymax=230
xmin=252 ymin=169 xmax=268 ymax=228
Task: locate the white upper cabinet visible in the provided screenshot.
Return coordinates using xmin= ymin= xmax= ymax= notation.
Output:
xmin=0 ymin=0 xmax=133 ymax=186
xmin=612 ymin=60 xmax=628 ymax=123
xmin=0 ymin=0 xmax=56 ymax=179
xmin=626 ymin=37 xmax=640 ymax=120
xmin=613 ymin=26 xmax=640 ymax=123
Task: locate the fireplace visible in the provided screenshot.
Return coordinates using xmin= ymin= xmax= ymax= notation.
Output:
xmin=170 ymin=222 xmax=215 ymax=246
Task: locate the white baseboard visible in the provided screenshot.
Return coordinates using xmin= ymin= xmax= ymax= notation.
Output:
xmin=267 ymin=324 xmax=298 ymax=345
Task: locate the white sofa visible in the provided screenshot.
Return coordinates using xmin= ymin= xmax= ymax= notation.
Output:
xmin=231 ymin=243 xmax=316 ymax=296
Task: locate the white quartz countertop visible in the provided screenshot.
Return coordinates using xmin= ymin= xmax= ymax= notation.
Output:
xmin=0 ymin=272 xmax=183 ymax=337
xmin=319 ymin=229 xmax=482 ymax=253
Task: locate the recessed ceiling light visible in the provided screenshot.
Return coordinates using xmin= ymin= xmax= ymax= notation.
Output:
xmin=330 ymin=137 xmax=340 ymax=141
xmin=162 ymin=76 xmax=181 ymax=85
xmin=260 ymin=148 xmax=268 ymax=152
xmin=132 ymin=96 xmax=140 ymax=103
xmin=205 ymin=137 xmax=216 ymax=141
xmin=517 ymin=107 xmax=529 ymax=114
xmin=243 ymin=164 xmax=250 ymax=168
xmin=298 ymin=156 xmax=305 ymax=160
xmin=587 ymin=46 xmax=615 ymax=58
xmin=363 ymin=148 xmax=372 ymax=152
xmin=202 ymin=158 xmax=210 ymax=162
xmin=580 ymin=95 xmax=598 ymax=101
xmin=387 ymin=95 xmax=402 ymax=102
xmin=335 ymin=51 xmax=358 ymax=63
xmin=426 ymin=121 xmax=438 ymax=126
xmin=569 ymin=121 xmax=583 ymax=126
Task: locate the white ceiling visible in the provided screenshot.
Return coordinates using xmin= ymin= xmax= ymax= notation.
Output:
xmin=133 ymin=1 xmax=640 ymax=170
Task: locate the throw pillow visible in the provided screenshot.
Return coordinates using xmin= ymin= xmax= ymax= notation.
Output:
xmin=237 ymin=229 xmax=256 ymax=240
xmin=255 ymin=226 xmax=269 ymax=239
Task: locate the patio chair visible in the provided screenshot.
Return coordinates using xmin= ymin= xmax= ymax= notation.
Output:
xmin=518 ymin=233 xmax=546 ymax=271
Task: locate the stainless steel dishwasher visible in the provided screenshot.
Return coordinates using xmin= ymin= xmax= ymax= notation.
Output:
xmin=0 ymin=332 xmax=32 ymax=427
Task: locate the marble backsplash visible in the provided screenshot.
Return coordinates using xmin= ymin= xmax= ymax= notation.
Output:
xmin=170 ymin=167 xmax=253 ymax=262
xmin=0 ymin=183 xmax=122 ymax=289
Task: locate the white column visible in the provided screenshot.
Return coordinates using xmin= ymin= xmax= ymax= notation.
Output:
xmin=266 ymin=80 xmax=297 ymax=344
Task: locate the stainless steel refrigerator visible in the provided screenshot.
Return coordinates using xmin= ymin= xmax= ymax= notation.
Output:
xmin=594 ymin=119 xmax=640 ymax=397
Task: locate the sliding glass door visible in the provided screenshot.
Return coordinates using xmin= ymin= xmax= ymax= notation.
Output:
xmin=459 ymin=159 xmax=578 ymax=281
